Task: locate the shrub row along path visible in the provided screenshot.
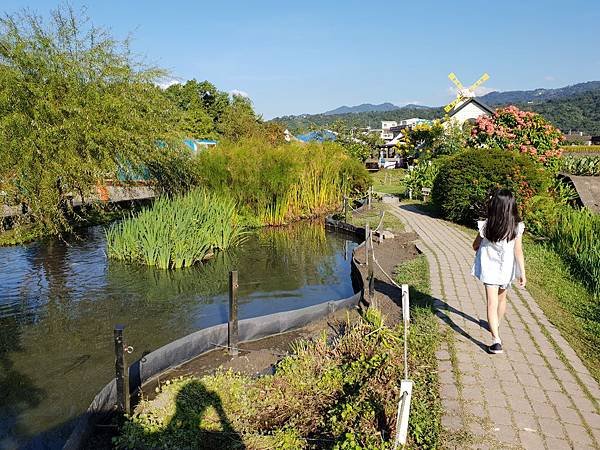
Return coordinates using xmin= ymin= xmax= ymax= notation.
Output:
xmin=389 ymin=203 xmax=600 ymax=450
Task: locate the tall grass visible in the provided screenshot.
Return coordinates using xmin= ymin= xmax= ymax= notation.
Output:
xmin=106 ymin=189 xmax=246 ymax=269
xmin=527 ymin=197 xmax=600 ymax=296
xmin=195 ymin=139 xmax=370 ymax=226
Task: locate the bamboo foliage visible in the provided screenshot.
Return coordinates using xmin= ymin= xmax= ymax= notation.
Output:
xmin=106 ymin=189 xmax=246 ymax=269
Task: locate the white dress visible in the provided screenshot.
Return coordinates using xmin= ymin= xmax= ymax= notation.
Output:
xmin=471 ymin=220 xmax=525 ymax=287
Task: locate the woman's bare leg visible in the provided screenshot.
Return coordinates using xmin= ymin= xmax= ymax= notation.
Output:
xmin=486 ymin=285 xmax=500 ymax=341
xmin=497 ymin=288 xmax=508 ymax=326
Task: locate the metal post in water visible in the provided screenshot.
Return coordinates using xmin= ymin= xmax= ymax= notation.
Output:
xmin=114 ymin=324 xmax=130 ymax=415
xmin=343 ymin=196 xmax=348 ymax=223
xmin=228 ymin=270 xmax=239 ymax=356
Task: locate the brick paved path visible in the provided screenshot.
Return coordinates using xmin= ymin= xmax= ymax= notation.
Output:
xmin=390 ymin=204 xmax=600 ymax=450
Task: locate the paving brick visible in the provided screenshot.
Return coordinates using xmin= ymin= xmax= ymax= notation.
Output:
xmin=538 ymin=417 xmax=566 ymax=439
xmin=442 ymin=413 xmax=463 ymax=431
xmin=531 ymin=401 xmax=556 ymax=419
xmin=556 ymin=406 xmax=583 ymax=426
xmin=513 ymin=412 xmax=538 ymax=431
xmin=580 ymin=410 xmax=600 ymax=430
xmin=525 ymin=387 xmax=547 ymax=403
xmin=563 ymin=423 xmax=594 ymax=446
xmin=440 ymin=382 xmax=460 ymax=400
xmin=488 ymin=405 xmax=513 ymax=426
xmin=570 ymin=395 xmax=598 ymax=414
xmin=543 ymin=436 xmax=572 ymax=450
xmin=518 ymin=430 xmax=545 ymax=450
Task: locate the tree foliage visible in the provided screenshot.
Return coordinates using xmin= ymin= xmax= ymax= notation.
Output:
xmin=0 ymin=6 xmax=185 ymax=232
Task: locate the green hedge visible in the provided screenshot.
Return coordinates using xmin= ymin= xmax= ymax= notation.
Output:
xmin=431 ymin=148 xmax=549 ymax=225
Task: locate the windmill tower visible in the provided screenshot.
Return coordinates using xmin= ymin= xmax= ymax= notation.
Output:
xmin=444 ymin=72 xmax=494 ymax=124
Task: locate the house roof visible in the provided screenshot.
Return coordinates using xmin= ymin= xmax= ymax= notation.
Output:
xmin=449 ymin=97 xmax=495 ymax=117
xmin=559 ymin=174 xmax=600 ymax=213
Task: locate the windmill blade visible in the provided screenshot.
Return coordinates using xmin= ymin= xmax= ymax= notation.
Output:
xmin=444 ymin=95 xmax=463 ymax=113
xmin=448 ymin=72 xmax=465 ymax=91
xmin=468 ymin=73 xmax=490 ymax=94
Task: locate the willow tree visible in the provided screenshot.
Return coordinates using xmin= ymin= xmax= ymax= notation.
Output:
xmin=0 ymin=6 xmax=184 ymax=233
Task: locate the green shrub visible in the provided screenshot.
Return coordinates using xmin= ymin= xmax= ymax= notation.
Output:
xmin=404 ymin=158 xmax=447 ymax=199
xmin=432 ymin=148 xmax=549 ymax=225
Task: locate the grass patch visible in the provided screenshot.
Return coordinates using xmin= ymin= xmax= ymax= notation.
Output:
xmin=394 ymin=255 xmax=442 ymax=449
xmin=349 ymin=202 xmax=405 ymax=233
xmin=116 ymin=255 xmax=441 ymax=449
xmin=372 ymin=169 xmax=407 ymax=196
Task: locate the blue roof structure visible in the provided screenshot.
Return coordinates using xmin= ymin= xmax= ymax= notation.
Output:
xmin=296 ymin=130 xmax=337 ymax=142
xmin=184 ymin=138 xmax=218 ymax=152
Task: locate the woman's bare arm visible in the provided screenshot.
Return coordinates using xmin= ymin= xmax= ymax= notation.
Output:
xmin=472 ymin=235 xmax=482 ymax=251
xmin=514 ymin=235 xmax=526 ymax=287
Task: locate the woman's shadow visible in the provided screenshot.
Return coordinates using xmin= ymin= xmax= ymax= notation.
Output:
xmin=131 ymin=380 xmax=246 ymax=449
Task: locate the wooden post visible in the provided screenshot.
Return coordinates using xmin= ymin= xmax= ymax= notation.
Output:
xmin=365 ymin=223 xmax=374 ymax=301
xmin=114 ymin=324 xmax=130 ymax=415
xmin=228 ymin=270 xmax=239 ymax=356
xmin=368 ymin=186 xmax=372 ymax=209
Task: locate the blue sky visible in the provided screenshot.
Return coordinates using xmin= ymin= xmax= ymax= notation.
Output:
xmin=3 ymin=1 xmax=600 ymax=118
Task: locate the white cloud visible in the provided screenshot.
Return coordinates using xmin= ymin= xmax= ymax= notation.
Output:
xmin=447 ymin=85 xmax=496 ymax=97
xmin=398 ymin=100 xmax=422 ymax=105
xmin=156 ymin=77 xmax=181 ymax=90
xmin=544 ymin=75 xmax=556 ymax=81
xmin=230 ymin=89 xmax=250 ymax=98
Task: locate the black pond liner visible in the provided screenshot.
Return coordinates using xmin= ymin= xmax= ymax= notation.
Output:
xmin=62 ymin=219 xmax=366 ymax=450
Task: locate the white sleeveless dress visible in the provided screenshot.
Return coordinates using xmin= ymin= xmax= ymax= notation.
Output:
xmin=471 ymin=220 xmax=525 ymax=287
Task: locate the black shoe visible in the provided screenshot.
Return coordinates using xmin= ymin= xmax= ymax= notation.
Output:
xmin=489 ymin=342 xmax=503 ymax=354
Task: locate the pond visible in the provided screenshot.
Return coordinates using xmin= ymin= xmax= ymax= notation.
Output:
xmin=0 ymin=222 xmax=358 ymax=449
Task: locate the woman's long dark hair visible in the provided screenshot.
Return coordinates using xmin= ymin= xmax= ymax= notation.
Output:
xmin=484 ymin=189 xmax=521 ymax=243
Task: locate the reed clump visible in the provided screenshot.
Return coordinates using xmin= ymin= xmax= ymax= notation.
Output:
xmin=106 ymin=189 xmax=246 ymax=269
xmin=527 ymin=197 xmax=600 ymax=296
xmin=195 ymin=138 xmax=370 ymax=226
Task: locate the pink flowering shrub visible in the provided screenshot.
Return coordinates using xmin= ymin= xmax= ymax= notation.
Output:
xmin=468 ymin=106 xmax=563 ymax=165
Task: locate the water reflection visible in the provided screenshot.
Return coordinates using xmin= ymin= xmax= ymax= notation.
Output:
xmin=0 ymin=222 xmax=356 ymax=449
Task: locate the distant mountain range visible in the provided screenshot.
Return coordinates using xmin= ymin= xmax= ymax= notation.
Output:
xmin=272 ymin=81 xmax=600 ymax=135
xmin=480 ymin=81 xmax=600 ymax=105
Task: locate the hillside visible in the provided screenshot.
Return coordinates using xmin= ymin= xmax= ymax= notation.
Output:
xmin=481 ymin=81 xmax=600 ymax=105
xmin=272 ymin=82 xmax=600 ymax=135
xmin=324 ymin=102 xmax=400 ymax=115
xmin=273 ymin=105 xmax=443 ymax=134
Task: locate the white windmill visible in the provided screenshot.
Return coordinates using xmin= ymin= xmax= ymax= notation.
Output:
xmin=444 ymin=72 xmax=494 ymax=124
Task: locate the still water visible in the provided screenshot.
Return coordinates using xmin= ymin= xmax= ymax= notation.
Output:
xmin=0 ymin=222 xmax=357 ymax=449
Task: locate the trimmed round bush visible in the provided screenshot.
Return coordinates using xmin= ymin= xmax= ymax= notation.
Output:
xmin=432 ymin=148 xmax=550 ymax=225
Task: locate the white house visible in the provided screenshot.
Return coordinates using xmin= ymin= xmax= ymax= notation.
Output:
xmin=447 ymin=97 xmax=494 ymax=125
xmin=380 ymin=121 xmax=397 ymax=141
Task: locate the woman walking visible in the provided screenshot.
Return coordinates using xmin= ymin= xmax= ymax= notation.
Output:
xmin=472 ymin=189 xmax=526 ymax=354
